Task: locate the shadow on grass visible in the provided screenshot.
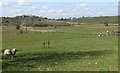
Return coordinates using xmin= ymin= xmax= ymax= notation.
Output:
xmin=2 ymin=49 xmax=112 ymax=70
xmin=4 ymin=49 xmax=110 ymax=61
xmin=24 ymin=50 xmax=109 ymax=61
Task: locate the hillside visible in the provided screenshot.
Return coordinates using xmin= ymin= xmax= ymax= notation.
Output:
xmin=67 ymin=16 xmax=119 ymax=24
xmin=1 ymin=15 xmax=119 ymax=26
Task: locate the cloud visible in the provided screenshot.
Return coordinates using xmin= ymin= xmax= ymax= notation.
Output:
xmin=47 ymin=9 xmax=65 ymax=13
xmin=10 ymin=9 xmax=21 ymax=13
xmin=18 ymin=0 xmax=26 ymax=4
xmin=0 ymin=2 xmax=3 ymax=7
xmin=48 ymin=9 xmax=55 ymax=13
xmin=18 ymin=0 xmax=29 ymax=5
xmin=77 ymin=3 xmax=87 ymax=8
xmin=31 ymin=6 xmax=37 ymax=9
xmin=43 ymin=8 xmax=80 ymax=18
xmin=42 ymin=6 xmax=49 ymax=9
xmin=16 ymin=0 xmax=120 ymax=2
xmin=115 ymin=2 xmax=118 ymax=6
xmin=2 ymin=2 xmax=118 ymax=18
xmin=15 ymin=5 xmax=21 ymax=8
xmin=31 ymin=5 xmax=49 ymax=10
xmin=58 ymin=9 xmax=64 ymax=13
xmin=42 ymin=12 xmax=66 ymax=18
xmin=85 ymin=8 xmax=89 ymax=10
xmin=0 ymin=2 xmax=9 ymax=7
xmin=96 ymin=12 xmax=104 ymax=15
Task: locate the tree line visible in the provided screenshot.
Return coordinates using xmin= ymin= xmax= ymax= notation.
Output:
xmin=1 ymin=15 xmax=119 ymax=26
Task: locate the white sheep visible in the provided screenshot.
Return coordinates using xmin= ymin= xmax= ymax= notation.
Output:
xmin=98 ymin=31 xmax=110 ymax=37
xmin=98 ymin=33 xmax=101 ymax=36
xmin=3 ymin=48 xmax=17 ymax=58
xmin=106 ymin=31 xmax=109 ymax=36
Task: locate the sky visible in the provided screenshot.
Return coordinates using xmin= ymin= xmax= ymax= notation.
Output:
xmin=0 ymin=0 xmax=119 ymax=18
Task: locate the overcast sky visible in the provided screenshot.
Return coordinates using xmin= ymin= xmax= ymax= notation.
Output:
xmin=0 ymin=0 xmax=119 ymax=18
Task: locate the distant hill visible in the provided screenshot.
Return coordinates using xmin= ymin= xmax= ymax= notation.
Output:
xmin=1 ymin=15 xmax=119 ymax=26
xmin=66 ymin=16 xmax=119 ymax=24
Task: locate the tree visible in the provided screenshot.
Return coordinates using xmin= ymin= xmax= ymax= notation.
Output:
xmin=60 ymin=18 xmax=64 ymax=21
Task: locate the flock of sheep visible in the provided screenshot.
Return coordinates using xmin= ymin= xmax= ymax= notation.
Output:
xmin=98 ymin=30 xmax=120 ymax=36
xmin=98 ymin=31 xmax=109 ymax=36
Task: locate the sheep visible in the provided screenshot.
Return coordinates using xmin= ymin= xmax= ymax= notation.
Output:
xmin=106 ymin=31 xmax=109 ymax=36
xmin=98 ymin=33 xmax=102 ymax=36
xmin=98 ymin=31 xmax=110 ymax=37
xmin=3 ymin=48 xmax=17 ymax=58
xmin=112 ymin=30 xmax=120 ymax=35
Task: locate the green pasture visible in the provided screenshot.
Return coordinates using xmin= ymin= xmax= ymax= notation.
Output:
xmin=2 ymin=24 xmax=118 ymax=71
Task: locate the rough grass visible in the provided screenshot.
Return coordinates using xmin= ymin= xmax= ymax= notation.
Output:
xmin=2 ymin=24 xmax=118 ymax=71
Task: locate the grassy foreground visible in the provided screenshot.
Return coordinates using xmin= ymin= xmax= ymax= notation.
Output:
xmin=2 ymin=24 xmax=118 ymax=71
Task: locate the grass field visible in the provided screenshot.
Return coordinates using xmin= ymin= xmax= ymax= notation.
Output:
xmin=2 ymin=24 xmax=118 ymax=71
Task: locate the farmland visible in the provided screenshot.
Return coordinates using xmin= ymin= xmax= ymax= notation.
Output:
xmin=2 ymin=24 xmax=118 ymax=71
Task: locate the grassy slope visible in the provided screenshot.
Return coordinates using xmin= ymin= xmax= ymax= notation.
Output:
xmin=2 ymin=25 xmax=118 ymax=71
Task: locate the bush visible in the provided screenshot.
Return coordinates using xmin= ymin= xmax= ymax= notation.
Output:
xmin=16 ymin=25 xmax=20 ymax=30
xmin=104 ymin=22 xmax=109 ymax=26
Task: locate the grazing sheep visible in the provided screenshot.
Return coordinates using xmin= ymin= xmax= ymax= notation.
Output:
xmin=112 ymin=30 xmax=120 ymax=35
xmin=98 ymin=33 xmax=102 ymax=36
xmin=106 ymin=31 xmax=109 ymax=36
xmin=3 ymin=48 xmax=17 ymax=58
xmin=98 ymin=31 xmax=110 ymax=37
